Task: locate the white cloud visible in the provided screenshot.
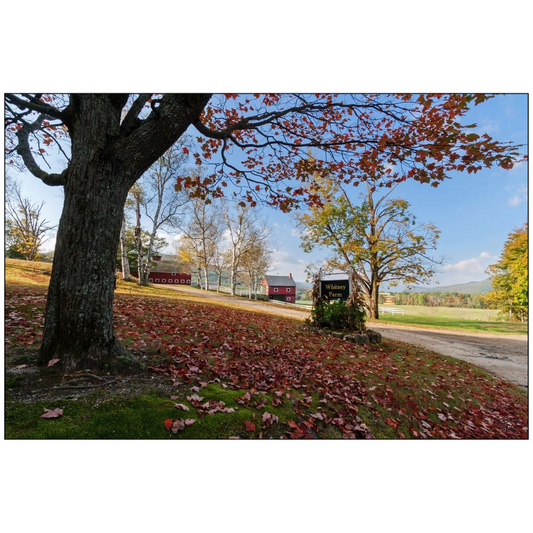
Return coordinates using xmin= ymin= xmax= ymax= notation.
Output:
xmin=440 ymin=252 xmax=494 ymax=284
xmin=506 ymin=184 xmax=527 ymax=207
xmin=41 ymin=237 xmax=56 ymax=253
xmin=269 ymin=250 xmax=308 ymax=281
xmin=477 ymin=119 xmax=500 ymax=135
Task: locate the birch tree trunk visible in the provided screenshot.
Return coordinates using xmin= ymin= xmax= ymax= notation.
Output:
xmin=119 ymin=215 xmax=131 ymax=281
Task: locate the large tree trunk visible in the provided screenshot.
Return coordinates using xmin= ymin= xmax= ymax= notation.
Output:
xmin=368 ymin=277 xmax=380 ymax=320
xmin=39 ymin=166 xmax=131 ymax=371
xmin=37 ymin=94 xmax=211 ymax=372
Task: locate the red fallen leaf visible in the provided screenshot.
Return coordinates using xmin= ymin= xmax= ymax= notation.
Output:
xmin=41 ymin=408 xmax=63 ymax=419
xmin=164 ymin=419 xmax=174 ymax=430
xmin=310 ymin=412 xmax=324 ymax=421
xmin=385 ymin=418 xmax=398 ymax=428
xmin=184 ymin=419 xmax=196 ymax=426
xmin=47 ymin=358 xmax=60 ymax=367
xmin=15 ymin=364 xmax=28 ymax=369
xmin=244 ymin=421 xmax=256 ymax=432
xmin=287 ymin=420 xmax=298 ymax=429
xmin=437 ymin=413 xmax=447 ymax=421
xmin=174 ymin=403 xmax=190 ymax=411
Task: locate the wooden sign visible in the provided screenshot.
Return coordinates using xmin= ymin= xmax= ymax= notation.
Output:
xmin=320 ymin=279 xmax=350 ymax=301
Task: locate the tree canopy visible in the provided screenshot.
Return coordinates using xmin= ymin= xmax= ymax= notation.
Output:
xmin=297 ymin=175 xmax=441 ymax=318
xmin=484 ymin=224 xmax=528 ymax=322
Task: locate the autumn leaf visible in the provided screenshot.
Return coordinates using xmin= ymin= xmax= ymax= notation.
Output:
xmin=244 ymin=421 xmax=256 ymax=432
xmin=174 ymin=403 xmax=190 ymax=411
xmin=164 ymin=419 xmax=174 ymax=430
xmin=47 ymin=358 xmax=60 ymax=367
xmin=41 ymin=408 xmax=63 ymax=419
xmin=171 ymin=419 xmax=186 ymax=433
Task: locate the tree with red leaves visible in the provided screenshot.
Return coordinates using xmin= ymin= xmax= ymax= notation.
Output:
xmin=4 ymin=93 xmax=525 ymax=371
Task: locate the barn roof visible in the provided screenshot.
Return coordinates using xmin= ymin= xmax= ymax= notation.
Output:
xmin=150 ymin=260 xmax=188 ymax=273
xmin=263 ymin=275 xmax=296 ymax=287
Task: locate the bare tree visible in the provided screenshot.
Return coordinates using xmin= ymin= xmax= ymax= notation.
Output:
xmin=178 ymin=193 xmax=224 ymax=290
xmin=138 ymin=139 xmax=191 ymax=284
xmin=223 ymin=201 xmax=271 ymax=296
xmin=240 ymin=226 xmax=272 ymax=298
xmin=5 ymin=179 xmax=56 ymax=261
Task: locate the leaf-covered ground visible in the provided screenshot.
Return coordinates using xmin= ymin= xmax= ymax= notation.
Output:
xmin=5 ymin=284 xmax=528 ymax=439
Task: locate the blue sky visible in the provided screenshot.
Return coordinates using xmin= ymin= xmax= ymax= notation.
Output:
xmin=10 ymin=94 xmax=528 ymax=287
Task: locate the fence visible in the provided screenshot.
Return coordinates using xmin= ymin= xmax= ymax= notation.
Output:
xmin=380 ymin=307 xmax=405 ymax=315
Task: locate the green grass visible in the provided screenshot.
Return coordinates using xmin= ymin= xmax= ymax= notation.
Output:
xmin=5 ymin=392 xmax=178 ymax=439
xmin=4 ymin=384 xmax=336 ymax=440
xmin=384 ymin=305 xmax=500 ymax=321
xmin=373 ymin=313 xmax=527 ymax=334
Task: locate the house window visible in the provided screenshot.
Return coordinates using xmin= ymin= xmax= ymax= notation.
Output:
xmin=186 ymin=279 xmax=190 ymax=284
xmin=287 ymin=297 xmax=292 ymax=302
xmin=172 ymin=272 xmax=176 ymax=276
xmin=175 ymin=279 xmax=179 ymax=283
xmin=286 ymin=288 xmax=291 ymax=292
xmin=181 ymin=279 xmax=185 ymax=283
xmin=274 ymin=288 xmax=278 ymax=292
xmin=162 ymin=279 xmax=166 ymax=283
xmin=156 ymin=279 xmax=160 ymax=282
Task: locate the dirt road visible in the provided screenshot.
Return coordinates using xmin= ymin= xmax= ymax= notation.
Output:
xmin=169 ymin=286 xmax=528 ymax=389
xmin=368 ymin=322 xmax=528 ymax=389
xmin=169 ymin=285 xmax=313 ymax=321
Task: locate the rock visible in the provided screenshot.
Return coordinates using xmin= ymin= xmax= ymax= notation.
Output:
xmin=366 ymin=329 xmax=382 ymax=344
xmin=344 ymin=335 xmax=355 ymax=342
xmin=351 ymin=334 xmax=369 ymax=344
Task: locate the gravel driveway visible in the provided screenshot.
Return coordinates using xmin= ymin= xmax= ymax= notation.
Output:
xmin=169 ymin=286 xmax=528 ymax=389
xmin=368 ymin=322 xmax=528 ymax=389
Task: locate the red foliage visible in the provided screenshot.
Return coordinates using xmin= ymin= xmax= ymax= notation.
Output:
xmin=112 ymin=294 xmax=527 ymax=439
xmin=4 ymin=285 xmax=528 ymax=439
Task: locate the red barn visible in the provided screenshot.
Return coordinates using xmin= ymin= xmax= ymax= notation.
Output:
xmin=147 ymin=257 xmax=191 ymax=285
xmin=148 ymin=271 xmax=191 ymax=285
xmin=261 ymin=273 xmax=297 ymax=303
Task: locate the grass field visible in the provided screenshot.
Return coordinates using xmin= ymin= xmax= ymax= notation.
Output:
xmin=382 ymin=305 xmax=500 ymax=321
xmin=376 ymin=305 xmax=527 ymax=335
xmin=4 ymin=259 xmax=528 ymax=439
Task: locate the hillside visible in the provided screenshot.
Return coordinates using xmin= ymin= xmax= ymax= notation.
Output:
xmin=407 ymin=278 xmax=493 ymax=294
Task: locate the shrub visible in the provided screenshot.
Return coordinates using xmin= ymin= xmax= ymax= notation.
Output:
xmin=309 ymin=300 xmax=366 ymax=333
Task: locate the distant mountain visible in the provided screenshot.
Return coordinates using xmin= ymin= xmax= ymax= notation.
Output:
xmin=403 ymin=278 xmax=493 ymax=294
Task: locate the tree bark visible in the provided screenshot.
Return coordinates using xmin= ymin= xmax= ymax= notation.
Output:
xmin=368 ymin=275 xmax=380 ymax=320
xmin=39 ymin=164 xmax=131 ymax=370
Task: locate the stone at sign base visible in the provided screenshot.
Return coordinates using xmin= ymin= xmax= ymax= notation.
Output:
xmin=366 ymin=329 xmax=382 ymax=344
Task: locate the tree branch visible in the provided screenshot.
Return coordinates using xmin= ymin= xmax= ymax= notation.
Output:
xmin=6 ymin=93 xmax=67 ymax=122
xmin=120 ymin=94 xmax=153 ymax=136
xmin=15 ymin=115 xmax=66 ymax=187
